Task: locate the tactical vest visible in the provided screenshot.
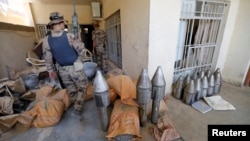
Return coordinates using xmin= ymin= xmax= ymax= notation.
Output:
xmin=48 ymin=31 xmax=78 ymax=66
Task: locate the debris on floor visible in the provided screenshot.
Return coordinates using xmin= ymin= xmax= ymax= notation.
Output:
xmin=191 ymin=100 xmax=212 ymax=114
xmin=150 ymin=115 xmax=180 ymax=141
xmin=0 ymin=65 xmax=182 ymax=141
xmin=203 ymin=95 xmax=236 ymax=110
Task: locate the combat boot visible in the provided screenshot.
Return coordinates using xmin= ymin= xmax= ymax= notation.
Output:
xmin=71 ymin=91 xmax=86 ymax=121
xmin=70 ymin=108 xmax=83 ymax=121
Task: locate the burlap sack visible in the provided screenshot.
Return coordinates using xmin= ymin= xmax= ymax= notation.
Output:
xmin=22 ymin=86 xmax=70 ymax=128
xmin=6 ymin=78 xmax=26 ymax=94
xmin=106 ymin=100 xmax=142 ymax=140
xmin=24 ymin=99 xmax=65 ymax=128
xmin=0 ymin=113 xmax=33 ymax=134
xmin=150 ymin=115 xmax=180 ymax=141
xmin=107 ymin=75 xmax=139 ymax=107
xmin=106 ymin=68 xmax=126 ymax=79
xmin=0 ymin=114 xmax=19 ymax=133
xmin=0 ymin=86 xmax=14 ymax=115
xmin=6 ymin=65 xmax=20 ymax=80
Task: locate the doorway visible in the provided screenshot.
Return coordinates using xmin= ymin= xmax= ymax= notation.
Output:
xmin=80 ymin=24 xmax=94 ymax=53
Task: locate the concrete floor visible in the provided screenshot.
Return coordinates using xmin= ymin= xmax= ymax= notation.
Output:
xmin=1 ymin=82 xmax=249 ymax=141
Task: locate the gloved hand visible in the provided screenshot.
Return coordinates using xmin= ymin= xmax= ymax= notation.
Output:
xmin=49 ymin=71 xmax=57 ymax=80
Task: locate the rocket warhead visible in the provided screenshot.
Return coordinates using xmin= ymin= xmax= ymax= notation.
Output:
xmin=151 ymin=66 xmax=166 ymax=87
xmin=208 ymin=74 xmax=215 ymax=87
xmin=199 ymin=70 xmax=205 ymax=79
xmin=185 ymin=74 xmax=191 ymax=87
xmin=214 ymin=68 xmax=222 ymax=84
xmin=176 ymin=75 xmax=184 ymax=88
xmin=206 ymin=69 xmax=211 ymax=78
xmin=195 ymin=78 xmax=202 ymax=91
xmin=201 ymin=75 xmax=209 ymax=89
xmin=137 ymin=69 xmax=152 ymax=89
xmin=93 ymin=70 xmax=109 ymax=93
xmin=185 ymin=79 xmax=197 ymax=94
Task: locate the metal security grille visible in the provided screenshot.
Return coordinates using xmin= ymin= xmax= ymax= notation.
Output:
xmin=105 ymin=10 xmax=122 ymax=68
xmin=173 ymin=0 xmax=228 ymax=82
xmin=36 ymin=24 xmax=48 ymax=39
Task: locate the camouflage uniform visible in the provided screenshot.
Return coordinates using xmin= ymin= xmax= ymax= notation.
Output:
xmin=92 ymin=28 xmax=108 ymax=72
xmin=42 ymin=30 xmax=88 ymax=111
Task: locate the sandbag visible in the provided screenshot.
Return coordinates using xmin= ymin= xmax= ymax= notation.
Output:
xmin=107 ymin=75 xmax=138 ymax=107
xmin=24 ymin=99 xmax=65 ymax=128
xmin=0 ymin=113 xmax=33 ymax=134
xmin=106 ymin=68 xmax=126 ymax=79
xmin=0 ymin=114 xmax=19 ymax=133
xmin=106 ymin=100 xmax=142 ymax=140
xmin=34 ymin=86 xmax=70 ymax=110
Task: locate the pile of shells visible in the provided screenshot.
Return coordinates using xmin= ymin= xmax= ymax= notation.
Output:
xmin=172 ymin=68 xmax=222 ymax=105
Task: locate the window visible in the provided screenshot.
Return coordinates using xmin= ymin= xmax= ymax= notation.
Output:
xmin=105 ymin=10 xmax=122 ymax=68
xmin=173 ymin=0 xmax=229 ymax=82
xmin=0 ymin=0 xmax=31 ymax=26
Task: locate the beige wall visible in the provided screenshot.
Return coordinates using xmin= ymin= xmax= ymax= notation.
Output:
xmin=30 ymin=4 xmax=93 ymax=25
xmin=0 ymin=28 xmax=36 ymax=78
xmin=222 ymin=0 xmax=250 ymax=86
xmin=102 ymin=0 xmax=181 ymax=94
xmin=102 ymin=0 xmax=150 ymax=82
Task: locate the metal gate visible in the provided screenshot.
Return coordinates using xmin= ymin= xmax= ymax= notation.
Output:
xmin=105 ymin=10 xmax=122 ymax=68
xmin=173 ymin=0 xmax=229 ymax=82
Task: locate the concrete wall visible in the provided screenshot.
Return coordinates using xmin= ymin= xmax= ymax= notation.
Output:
xmin=221 ymin=0 xmax=250 ymax=86
xmin=102 ymin=0 xmax=150 ymax=81
xmin=0 ymin=23 xmax=36 ymax=78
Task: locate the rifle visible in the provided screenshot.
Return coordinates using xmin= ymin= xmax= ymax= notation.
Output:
xmin=72 ymin=0 xmax=79 ymax=40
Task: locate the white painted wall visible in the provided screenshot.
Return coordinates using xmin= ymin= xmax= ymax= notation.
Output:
xmin=148 ymin=0 xmax=181 ymax=94
xmin=216 ymin=0 xmax=239 ymax=70
xmin=221 ymin=0 xmax=250 ymax=86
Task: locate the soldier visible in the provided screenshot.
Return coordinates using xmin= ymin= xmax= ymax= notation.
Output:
xmin=42 ymin=12 xmax=88 ymax=118
xmin=92 ymin=22 xmax=108 ymax=73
